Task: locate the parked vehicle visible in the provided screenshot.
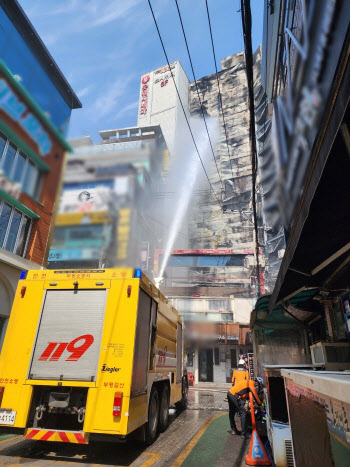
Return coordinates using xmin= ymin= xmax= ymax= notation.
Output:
xmin=0 ymin=268 xmax=187 ymax=445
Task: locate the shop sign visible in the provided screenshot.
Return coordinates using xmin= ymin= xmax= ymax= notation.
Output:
xmin=155 ymin=63 xmax=175 ymax=75
xmin=59 ymin=187 xmax=114 ymax=214
xmin=48 ymin=248 xmax=101 ymax=261
xmin=139 ymin=75 xmax=149 ymax=116
xmin=0 ymin=78 xmax=51 ymax=156
xmin=227 ymin=335 xmax=238 ymax=342
xmin=172 ymin=249 xmax=233 ymax=255
xmin=155 ymin=74 xmax=171 ymax=85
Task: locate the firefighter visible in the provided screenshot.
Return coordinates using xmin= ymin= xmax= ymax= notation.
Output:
xmin=231 ymin=358 xmax=249 ymax=386
xmin=227 ymin=378 xmax=262 ymax=439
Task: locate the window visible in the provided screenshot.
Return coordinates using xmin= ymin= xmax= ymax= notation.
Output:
xmin=0 ymin=6 xmax=71 ymax=133
xmin=0 ymin=202 xmax=31 ymax=256
xmin=230 ymin=349 xmax=237 ymax=368
xmin=0 ymin=133 xmax=42 ymax=199
xmin=186 ymin=351 xmax=194 ymax=367
xmin=0 ymin=132 xmax=6 ymax=156
xmin=181 ymin=312 xmax=233 ymax=323
xmin=2 ymin=141 xmax=16 ymax=176
xmin=214 ymin=348 xmax=220 ymax=365
xmin=12 ymin=151 xmax=26 ymax=183
xmin=4 ymin=209 xmax=21 ymax=251
xmin=52 ymin=225 xmax=105 ymax=249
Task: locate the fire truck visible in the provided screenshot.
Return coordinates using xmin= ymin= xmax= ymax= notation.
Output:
xmin=0 ymin=268 xmax=187 ymax=445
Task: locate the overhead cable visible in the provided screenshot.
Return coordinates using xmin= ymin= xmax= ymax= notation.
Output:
xmin=174 ymin=0 xmax=224 ymax=192
xmin=147 ymin=0 xmax=223 ymax=209
xmin=204 ymin=0 xmax=235 ymax=181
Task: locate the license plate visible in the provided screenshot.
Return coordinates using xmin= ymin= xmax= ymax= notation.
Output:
xmin=0 ymin=411 xmax=16 ymax=426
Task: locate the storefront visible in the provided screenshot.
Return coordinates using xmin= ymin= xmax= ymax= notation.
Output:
xmin=185 ymin=322 xmax=253 ymax=383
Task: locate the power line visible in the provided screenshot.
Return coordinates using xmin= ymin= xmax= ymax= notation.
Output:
xmin=174 ymin=0 xmax=224 ymax=192
xmin=204 ymin=0 xmax=235 ymax=181
xmin=147 ymin=0 xmax=223 ymax=209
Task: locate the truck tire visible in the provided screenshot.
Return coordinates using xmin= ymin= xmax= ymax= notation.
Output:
xmin=175 ymin=376 xmax=188 ymax=411
xmin=145 ymin=387 xmax=159 ymax=445
xmin=158 ymin=385 xmax=170 ymax=432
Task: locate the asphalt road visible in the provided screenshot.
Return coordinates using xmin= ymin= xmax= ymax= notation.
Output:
xmin=0 ymin=387 xmax=254 ymax=467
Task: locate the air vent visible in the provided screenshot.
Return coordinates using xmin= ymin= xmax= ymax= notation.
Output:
xmin=284 ymin=439 xmax=295 ymax=467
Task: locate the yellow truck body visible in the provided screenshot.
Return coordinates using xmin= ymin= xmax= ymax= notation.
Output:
xmin=0 ymin=268 xmax=187 ymax=444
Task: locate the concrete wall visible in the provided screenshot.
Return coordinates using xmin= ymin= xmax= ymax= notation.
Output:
xmin=0 ymin=262 xmax=19 ymax=350
xmin=0 ymin=250 xmax=41 ymax=351
xmin=235 ymin=298 xmax=256 ymax=324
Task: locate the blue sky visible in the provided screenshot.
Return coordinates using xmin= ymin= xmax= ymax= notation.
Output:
xmin=21 ymin=0 xmax=264 ymax=141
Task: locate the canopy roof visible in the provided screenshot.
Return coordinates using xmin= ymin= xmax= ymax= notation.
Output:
xmin=251 ymin=288 xmax=319 ymax=330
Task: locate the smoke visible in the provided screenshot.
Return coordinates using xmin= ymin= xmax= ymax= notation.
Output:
xmin=156 ymin=117 xmax=219 ymax=283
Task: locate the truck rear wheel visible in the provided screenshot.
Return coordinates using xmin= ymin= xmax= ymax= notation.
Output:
xmin=175 ymin=376 xmax=188 ymax=411
xmin=158 ymin=385 xmax=169 ymax=432
xmin=145 ymin=387 xmax=159 ymax=445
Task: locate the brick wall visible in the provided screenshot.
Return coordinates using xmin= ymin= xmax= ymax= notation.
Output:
xmin=0 ymin=85 xmax=66 ymax=267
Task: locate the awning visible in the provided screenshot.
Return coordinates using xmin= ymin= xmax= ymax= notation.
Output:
xmin=251 ymin=289 xmax=319 ymax=330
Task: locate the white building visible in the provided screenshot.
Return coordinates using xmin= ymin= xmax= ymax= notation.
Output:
xmin=137 ymin=61 xmax=190 ymax=156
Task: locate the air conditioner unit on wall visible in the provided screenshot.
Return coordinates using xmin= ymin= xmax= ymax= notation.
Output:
xmin=310 ymin=342 xmax=350 ymax=370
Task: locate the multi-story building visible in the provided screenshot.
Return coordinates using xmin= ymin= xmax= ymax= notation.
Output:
xmin=137 ymin=61 xmax=190 ymax=156
xmin=0 ymin=1 xmax=80 ymax=347
xmin=137 ymin=51 xmax=266 ymax=382
xmin=48 ymin=125 xmax=168 ymax=278
xmin=258 ymin=1 xmax=350 ymax=464
xmin=0 ymin=1 xmax=81 ymax=135
xmin=253 ymin=47 xmax=285 ymax=291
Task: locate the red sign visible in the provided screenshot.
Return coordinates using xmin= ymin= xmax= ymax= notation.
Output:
xmin=39 ymin=334 xmax=94 ymax=362
xmin=192 ymin=293 xmax=200 ymax=298
xmin=140 ymin=75 xmax=150 ymax=115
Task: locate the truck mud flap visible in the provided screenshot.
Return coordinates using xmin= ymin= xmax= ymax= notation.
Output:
xmin=25 ymin=428 xmax=89 ymax=444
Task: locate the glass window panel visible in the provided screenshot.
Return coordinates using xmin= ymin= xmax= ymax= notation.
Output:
xmin=0 ymin=132 xmax=7 ymax=160
xmin=0 ymin=203 xmax=11 ymax=247
xmin=14 ymin=216 xmax=31 ymax=256
xmin=1 ymin=142 xmax=16 ymax=178
xmin=12 ymin=151 xmax=26 ymax=183
xmin=0 ymin=6 xmax=71 ymax=129
xmin=22 ymin=161 xmax=39 ymax=196
xmin=4 ymin=210 xmax=21 ymax=252
xmin=0 ymin=7 xmax=14 ymax=33
xmin=64 ymin=225 xmax=104 ymax=248
xmin=51 ymin=226 xmax=66 ymax=248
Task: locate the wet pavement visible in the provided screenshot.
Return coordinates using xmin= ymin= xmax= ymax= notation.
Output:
xmin=0 ymin=387 xmax=254 ymax=466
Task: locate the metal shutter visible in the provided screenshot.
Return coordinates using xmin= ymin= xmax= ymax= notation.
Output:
xmin=29 ymin=289 xmax=107 ymax=381
xmin=131 ymin=288 xmax=152 ymax=395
